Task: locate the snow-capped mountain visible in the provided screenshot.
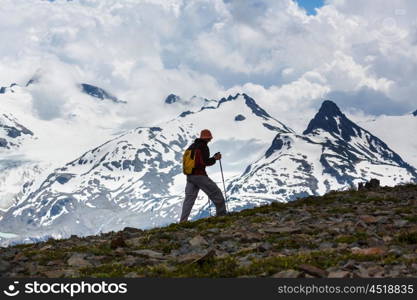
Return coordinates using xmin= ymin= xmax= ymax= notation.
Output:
xmin=80 ymin=83 xmax=126 ymax=104
xmin=0 ymin=83 xmax=18 ymax=95
xmin=0 ymin=78 xmax=128 ymax=214
xmin=0 ymin=113 xmax=39 ymax=212
xmin=227 ymin=100 xmax=417 ymax=204
xmin=356 ymin=109 xmax=417 ymax=168
xmin=0 ymin=93 xmax=291 ymax=244
xmin=0 ymin=113 xmax=34 ymax=151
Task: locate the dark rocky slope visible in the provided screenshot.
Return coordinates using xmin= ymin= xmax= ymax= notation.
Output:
xmin=1 ymin=183 xmax=416 ymax=278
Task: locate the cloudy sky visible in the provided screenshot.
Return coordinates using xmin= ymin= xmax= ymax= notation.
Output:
xmin=1 ymin=0 xmax=416 ymax=131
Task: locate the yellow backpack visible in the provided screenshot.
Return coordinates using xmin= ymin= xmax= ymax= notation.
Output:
xmin=182 ymin=149 xmax=196 ymax=175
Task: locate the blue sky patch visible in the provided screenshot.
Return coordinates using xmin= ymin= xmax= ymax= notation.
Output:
xmin=294 ymin=0 xmax=324 ymax=15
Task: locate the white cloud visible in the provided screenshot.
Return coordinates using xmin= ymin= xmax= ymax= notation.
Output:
xmin=0 ymin=0 xmax=416 ymax=131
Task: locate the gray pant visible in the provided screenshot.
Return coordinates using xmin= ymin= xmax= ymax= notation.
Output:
xmin=180 ymin=175 xmax=227 ymax=222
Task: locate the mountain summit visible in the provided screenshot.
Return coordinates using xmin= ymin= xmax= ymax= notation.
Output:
xmin=303 ymin=100 xmax=358 ymax=141
xmin=165 ymin=94 xmax=181 ymax=104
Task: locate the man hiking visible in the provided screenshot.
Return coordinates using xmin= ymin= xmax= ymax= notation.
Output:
xmin=180 ymin=129 xmax=227 ymax=222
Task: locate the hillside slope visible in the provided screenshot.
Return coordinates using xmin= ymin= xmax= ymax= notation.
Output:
xmin=1 ymin=183 xmax=416 ymax=278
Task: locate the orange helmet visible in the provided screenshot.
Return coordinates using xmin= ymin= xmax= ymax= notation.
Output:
xmin=200 ymin=129 xmax=213 ymax=139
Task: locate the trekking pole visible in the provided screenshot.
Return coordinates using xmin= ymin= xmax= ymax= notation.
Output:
xmin=218 ymin=157 xmax=229 ymax=212
xmin=207 ymin=196 xmax=212 ymax=217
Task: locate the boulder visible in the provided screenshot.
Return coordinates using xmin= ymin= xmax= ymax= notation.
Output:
xmin=110 ymin=235 xmax=127 ymax=249
xmin=365 ymin=179 xmax=380 ymax=189
xmin=67 ymin=253 xmax=92 ymax=268
xmin=351 ymin=247 xmax=385 ymax=256
xmin=132 ymin=249 xmax=164 ymax=259
xmin=328 ymin=271 xmax=350 ymax=278
xmin=298 ymin=264 xmax=328 ymax=278
xmin=0 ymin=259 xmax=11 ymax=272
xmin=272 ymin=269 xmax=301 ymax=278
xmin=189 ymin=235 xmax=208 ymax=247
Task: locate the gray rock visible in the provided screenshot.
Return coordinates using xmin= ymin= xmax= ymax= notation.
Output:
xmin=192 ymin=249 xmax=216 ymax=265
xmin=258 ymin=242 xmax=272 ymax=252
xmin=125 ymin=272 xmax=141 ymax=278
xmin=298 ymin=264 xmax=328 ymax=278
xmin=43 ymin=269 xmax=65 ymax=278
xmin=355 ymin=265 xmax=370 ymax=278
xmin=189 ymin=235 xmax=208 ymax=247
xmin=178 ymin=253 xmax=202 ymax=264
xmin=120 ymin=255 xmax=140 ymax=267
xmin=67 ymin=253 xmax=92 ymax=268
xmin=237 ymin=257 xmax=252 ymax=268
xmin=63 ymin=269 xmax=80 ymax=277
xmin=240 ymin=232 xmax=263 ymax=243
xmin=263 ymin=227 xmax=301 ymax=234
xmin=132 ymin=249 xmax=164 ymax=259
xmin=388 ymin=247 xmax=403 ymax=257
xmin=394 ymin=220 xmax=408 ymax=228
xmin=328 ymin=271 xmax=350 ymax=278
xmin=342 ymin=259 xmax=358 ymax=270
xmin=403 ymin=254 xmax=416 ymax=260
xmin=0 ymin=259 xmax=11 ymax=272
xmin=388 ymin=269 xmax=401 ymax=277
xmin=272 ymin=269 xmax=301 ymax=278
xmin=367 ymin=265 xmax=385 ymax=277
xmin=319 ymin=242 xmax=334 ymax=250
xmin=220 ymin=240 xmax=237 ymax=252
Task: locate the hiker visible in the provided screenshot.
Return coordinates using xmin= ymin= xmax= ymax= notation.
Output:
xmin=180 ymin=129 xmax=227 ymax=222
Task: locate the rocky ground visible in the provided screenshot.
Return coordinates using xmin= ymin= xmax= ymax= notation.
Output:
xmin=1 ymin=184 xmax=417 ymax=278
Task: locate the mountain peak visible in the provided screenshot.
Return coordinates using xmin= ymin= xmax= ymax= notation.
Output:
xmin=217 ymin=93 xmax=274 ymax=121
xmin=0 ymin=83 xmax=19 ymax=94
xmin=80 ymin=83 xmax=126 ymax=104
xmin=26 ymin=75 xmax=41 ymax=87
xmin=303 ymin=100 xmax=357 ymax=140
xmin=165 ymin=94 xmax=180 ymax=104
xmin=319 ymin=100 xmax=343 ymax=116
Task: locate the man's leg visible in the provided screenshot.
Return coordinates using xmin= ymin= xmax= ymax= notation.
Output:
xmin=194 ymin=176 xmax=227 ymax=216
xmin=180 ymin=176 xmax=200 ymax=222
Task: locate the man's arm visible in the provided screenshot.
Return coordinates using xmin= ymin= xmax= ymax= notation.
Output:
xmin=201 ymin=145 xmax=216 ymax=166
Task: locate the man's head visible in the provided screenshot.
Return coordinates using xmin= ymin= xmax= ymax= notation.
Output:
xmin=200 ymin=129 xmax=213 ymax=142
